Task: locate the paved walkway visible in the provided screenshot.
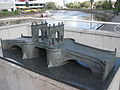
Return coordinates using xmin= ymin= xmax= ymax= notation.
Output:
xmin=100 ymin=13 xmax=120 ymax=31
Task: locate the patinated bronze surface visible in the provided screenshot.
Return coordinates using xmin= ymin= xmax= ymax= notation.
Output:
xmin=2 ymin=22 xmax=116 ymax=80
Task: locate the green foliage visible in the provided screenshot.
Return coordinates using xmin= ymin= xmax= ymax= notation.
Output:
xmin=13 ymin=10 xmax=20 ymax=14
xmin=0 ymin=11 xmax=16 ymax=17
xmin=80 ymin=1 xmax=91 ymax=8
xmin=66 ymin=1 xmax=91 ymax=9
xmin=95 ymin=1 xmax=103 ymax=9
xmin=102 ymin=0 xmax=112 ymax=9
xmin=0 ymin=10 xmax=21 ymax=18
xmin=45 ymin=2 xmax=56 ymax=9
xmin=66 ymin=2 xmax=81 ymax=8
xmin=66 ymin=0 xmax=113 ymax=10
xmin=66 ymin=3 xmax=74 ymax=8
xmin=115 ymin=0 xmax=120 ymax=11
xmin=2 ymin=9 xmax=8 ymax=12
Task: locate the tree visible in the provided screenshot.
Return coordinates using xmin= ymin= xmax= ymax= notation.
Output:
xmin=115 ymin=0 xmax=120 ymax=11
xmin=45 ymin=2 xmax=56 ymax=9
xmin=66 ymin=3 xmax=74 ymax=8
xmin=80 ymin=1 xmax=91 ymax=8
xmin=102 ymin=0 xmax=112 ymax=9
xmin=95 ymin=1 xmax=103 ymax=9
xmin=108 ymin=0 xmax=112 ymax=9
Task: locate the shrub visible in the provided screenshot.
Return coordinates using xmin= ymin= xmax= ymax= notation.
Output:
xmin=45 ymin=2 xmax=56 ymax=9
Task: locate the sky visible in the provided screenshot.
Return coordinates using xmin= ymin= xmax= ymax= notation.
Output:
xmin=0 ymin=0 xmax=117 ymax=6
xmin=45 ymin=0 xmax=117 ymax=3
xmin=1 ymin=0 xmax=116 ymax=3
xmin=44 ymin=0 xmax=117 ymax=6
xmin=66 ymin=0 xmax=116 ymax=3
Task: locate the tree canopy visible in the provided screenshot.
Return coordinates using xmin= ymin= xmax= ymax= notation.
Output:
xmin=66 ymin=0 xmax=113 ymax=10
xmin=115 ymin=0 xmax=120 ymax=11
xmin=45 ymin=2 xmax=56 ymax=9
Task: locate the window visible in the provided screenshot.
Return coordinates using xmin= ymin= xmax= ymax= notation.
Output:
xmin=34 ymin=4 xmax=39 ymax=6
xmin=15 ymin=4 xmax=25 ymax=6
xmin=55 ymin=31 xmax=60 ymax=42
xmin=40 ymin=4 xmax=43 ymax=6
xmin=30 ymin=4 xmax=33 ymax=6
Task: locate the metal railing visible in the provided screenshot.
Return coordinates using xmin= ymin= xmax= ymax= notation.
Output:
xmin=30 ymin=17 xmax=120 ymax=31
xmin=0 ymin=17 xmax=120 ymax=31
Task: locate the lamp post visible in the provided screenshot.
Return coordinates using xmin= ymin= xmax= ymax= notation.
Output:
xmin=90 ymin=0 xmax=94 ymax=29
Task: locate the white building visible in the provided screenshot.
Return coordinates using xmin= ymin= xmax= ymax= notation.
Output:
xmin=0 ymin=0 xmax=45 ymax=11
xmin=15 ymin=1 xmax=45 ymax=9
xmin=0 ymin=0 xmax=15 ymax=11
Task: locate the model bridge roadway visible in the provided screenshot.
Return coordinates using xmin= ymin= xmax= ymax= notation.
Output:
xmin=2 ymin=22 xmax=116 ymax=81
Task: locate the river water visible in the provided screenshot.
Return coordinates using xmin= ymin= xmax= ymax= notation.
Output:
xmin=46 ymin=10 xmax=104 ymax=30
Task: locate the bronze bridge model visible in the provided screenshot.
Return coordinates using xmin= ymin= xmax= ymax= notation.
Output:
xmin=2 ymin=22 xmax=116 ymax=81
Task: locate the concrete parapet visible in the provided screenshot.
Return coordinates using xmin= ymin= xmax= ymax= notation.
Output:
xmin=0 ymin=58 xmax=78 ymax=90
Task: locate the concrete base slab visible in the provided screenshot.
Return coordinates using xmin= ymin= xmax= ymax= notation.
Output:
xmin=0 ymin=58 xmax=78 ymax=90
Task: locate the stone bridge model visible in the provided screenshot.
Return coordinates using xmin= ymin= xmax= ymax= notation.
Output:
xmin=2 ymin=22 xmax=116 ymax=81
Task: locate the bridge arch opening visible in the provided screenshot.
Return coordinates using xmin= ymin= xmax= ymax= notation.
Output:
xmin=35 ymin=47 xmax=47 ymax=57
xmin=10 ymin=45 xmax=23 ymax=59
xmin=34 ymin=47 xmax=47 ymax=65
xmin=63 ymin=59 xmax=92 ymax=73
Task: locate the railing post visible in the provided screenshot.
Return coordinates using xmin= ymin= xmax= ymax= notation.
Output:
xmin=0 ymin=38 xmax=3 ymax=57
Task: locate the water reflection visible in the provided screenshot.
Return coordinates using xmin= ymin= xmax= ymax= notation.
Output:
xmin=46 ymin=10 xmax=103 ymax=30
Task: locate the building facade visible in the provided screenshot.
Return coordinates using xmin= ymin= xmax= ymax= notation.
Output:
xmin=0 ymin=0 xmax=15 ymax=11
xmin=15 ymin=1 xmax=45 ymax=9
xmin=0 ymin=0 xmax=45 ymax=11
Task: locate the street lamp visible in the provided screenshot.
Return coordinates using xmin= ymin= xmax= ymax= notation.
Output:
xmin=90 ymin=0 xmax=94 ymax=29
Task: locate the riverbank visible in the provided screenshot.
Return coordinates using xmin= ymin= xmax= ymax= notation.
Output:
xmin=0 ymin=9 xmax=117 ymax=20
xmin=59 ymin=9 xmax=117 ymax=21
xmin=100 ymin=13 xmax=120 ymax=31
xmin=0 ymin=11 xmax=44 ymax=19
xmin=0 ymin=9 xmax=118 ymax=30
xmin=0 ymin=10 xmax=104 ymax=27
xmin=0 ymin=12 xmax=43 ymax=26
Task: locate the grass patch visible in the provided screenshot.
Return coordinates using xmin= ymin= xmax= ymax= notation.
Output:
xmin=0 ymin=10 xmax=20 ymax=18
